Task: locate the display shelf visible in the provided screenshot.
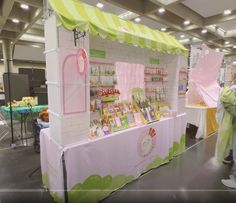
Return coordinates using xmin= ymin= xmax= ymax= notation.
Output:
xmin=90 ymin=84 xmax=115 ymax=87
xmin=145 ymin=66 xmax=168 ymax=103
xmin=145 ymin=80 xmax=163 ymax=82
xmin=101 ymin=95 xmax=119 ymax=102
xmin=90 ymin=74 xmax=115 ymax=77
xmin=90 ymin=62 xmax=117 ymax=90
xmin=145 ymin=73 xmax=166 ymax=76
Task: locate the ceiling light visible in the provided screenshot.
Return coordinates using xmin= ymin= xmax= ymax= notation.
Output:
xmin=233 ymin=45 xmax=236 ymax=49
xmin=216 ymin=48 xmax=220 ymax=52
xmin=224 ymin=9 xmax=231 ymax=15
xmin=96 ymin=2 xmax=104 ymax=9
xmin=32 ymin=45 xmax=41 ymax=48
xmin=161 ymin=28 xmax=167 ymax=31
xmin=158 ymin=8 xmax=165 ymax=13
xmin=0 ymin=59 xmax=4 ymax=62
xmin=134 ymin=17 xmax=141 ymax=23
xmin=118 ymin=11 xmax=138 ymax=20
xmin=233 ymin=61 xmax=236 ymax=65
xmin=12 ymin=19 xmax=19 ymax=23
xmin=184 ymin=20 xmax=190 ymax=25
xmin=20 ymin=4 xmax=29 ymax=10
xmin=180 ymin=34 xmax=185 ymax=38
xmin=201 ymin=29 xmax=207 ymax=34
xmin=179 ymin=38 xmax=190 ymax=44
xmin=225 ymin=41 xmax=230 ymax=45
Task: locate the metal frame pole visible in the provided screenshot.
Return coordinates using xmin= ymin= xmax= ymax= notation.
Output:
xmin=6 ymin=59 xmax=14 ymax=145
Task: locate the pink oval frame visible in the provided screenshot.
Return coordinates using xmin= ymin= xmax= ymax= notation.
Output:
xmin=77 ymin=48 xmax=88 ymax=76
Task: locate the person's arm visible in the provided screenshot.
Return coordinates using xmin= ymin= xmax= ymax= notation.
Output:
xmin=224 ymin=104 xmax=236 ymax=117
xmin=220 ymin=86 xmax=236 ymax=105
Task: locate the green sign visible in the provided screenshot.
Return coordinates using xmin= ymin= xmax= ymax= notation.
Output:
xmin=90 ymin=49 xmax=106 ymax=58
xmin=149 ymin=58 xmax=160 ymax=65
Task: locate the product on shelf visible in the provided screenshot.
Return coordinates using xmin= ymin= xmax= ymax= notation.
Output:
xmin=145 ymin=67 xmax=168 ymax=103
xmin=90 ymin=63 xmax=117 ymax=87
xmin=98 ymin=88 xmax=120 ymax=102
xmin=89 ymin=66 xmax=171 ymax=138
xmin=39 ymin=108 xmax=49 ymax=122
xmin=132 ymin=88 xmax=161 ymax=124
xmin=90 ymin=119 xmax=105 ymax=137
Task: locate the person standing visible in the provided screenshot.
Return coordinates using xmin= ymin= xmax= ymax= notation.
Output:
xmin=219 ymin=84 xmax=236 ymax=188
xmin=216 ymin=83 xmax=234 ymax=164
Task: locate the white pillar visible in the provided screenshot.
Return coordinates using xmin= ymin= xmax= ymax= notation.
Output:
xmin=45 ymin=15 xmax=90 ymax=145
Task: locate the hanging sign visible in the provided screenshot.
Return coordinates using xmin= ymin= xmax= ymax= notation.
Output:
xmin=178 ymin=67 xmax=188 ymax=97
xmin=149 ymin=58 xmax=160 ymax=65
xmin=90 ymin=49 xmax=106 ymax=58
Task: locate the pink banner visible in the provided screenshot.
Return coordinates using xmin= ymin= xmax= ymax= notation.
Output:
xmin=187 ymin=44 xmax=224 ymax=107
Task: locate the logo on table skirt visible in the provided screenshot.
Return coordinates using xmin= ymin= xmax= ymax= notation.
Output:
xmin=138 ymin=128 xmax=157 ymax=157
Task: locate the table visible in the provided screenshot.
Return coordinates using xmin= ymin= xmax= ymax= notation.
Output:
xmin=185 ymin=105 xmax=218 ymax=139
xmin=40 ymin=114 xmax=187 ymax=203
xmin=1 ymin=105 xmax=48 ymax=143
xmin=1 ymin=105 xmax=48 ymax=120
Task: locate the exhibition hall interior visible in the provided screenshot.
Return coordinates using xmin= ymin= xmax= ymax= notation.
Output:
xmin=0 ymin=0 xmax=236 ymax=202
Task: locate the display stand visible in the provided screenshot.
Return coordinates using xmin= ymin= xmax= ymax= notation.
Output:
xmin=42 ymin=1 xmax=188 ymax=202
xmin=185 ymin=105 xmax=218 ymax=139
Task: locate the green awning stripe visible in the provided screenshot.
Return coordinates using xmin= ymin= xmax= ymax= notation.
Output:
xmin=78 ymin=4 xmax=94 ymax=22
xmin=111 ymin=15 xmax=122 ymax=28
xmin=64 ymin=0 xmax=82 ymax=21
xmin=95 ymin=10 xmax=109 ymax=28
xmin=49 ymin=0 xmax=188 ymax=56
xmin=51 ymin=0 xmax=75 ymax=22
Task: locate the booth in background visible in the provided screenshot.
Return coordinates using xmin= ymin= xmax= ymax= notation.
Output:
xmin=185 ymin=105 xmax=218 ymax=139
xmin=186 ymin=44 xmax=224 ymax=139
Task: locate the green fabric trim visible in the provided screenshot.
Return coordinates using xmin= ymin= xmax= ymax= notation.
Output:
xmin=173 ymin=134 xmax=186 ymax=156
xmin=42 ymin=174 xmax=64 ymax=203
xmin=42 ymin=174 xmax=50 ymax=189
xmin=49 ymin=0 xmax=188 ymax=56
xmin=144 ymin=133 xmax=186 ymax=173
xmin=68 ymin=175 xmax=134 ymax=203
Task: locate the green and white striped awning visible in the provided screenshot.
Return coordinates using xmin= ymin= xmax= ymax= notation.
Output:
xmin=49 ymin=0 xmax=188 ymax=56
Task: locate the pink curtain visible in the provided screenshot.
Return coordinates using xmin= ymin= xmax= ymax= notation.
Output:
xmin=116 ymin=62 xmax=145 ymax=101
xmin=187 ymin=44 xmax=224 ymax=107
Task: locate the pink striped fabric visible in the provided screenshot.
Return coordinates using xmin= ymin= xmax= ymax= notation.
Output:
xmin=115 ymin=62 xmax=145 ymax=101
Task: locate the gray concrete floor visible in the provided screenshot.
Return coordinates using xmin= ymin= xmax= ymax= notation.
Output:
xmin=0 ymin=129 xmax=235 ymax=203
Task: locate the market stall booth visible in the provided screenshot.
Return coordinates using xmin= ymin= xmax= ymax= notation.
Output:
xmin=42 ymin=1 xmax=188 ymax=202
xmin=186 ymin=44 xmax=224 ymax=139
